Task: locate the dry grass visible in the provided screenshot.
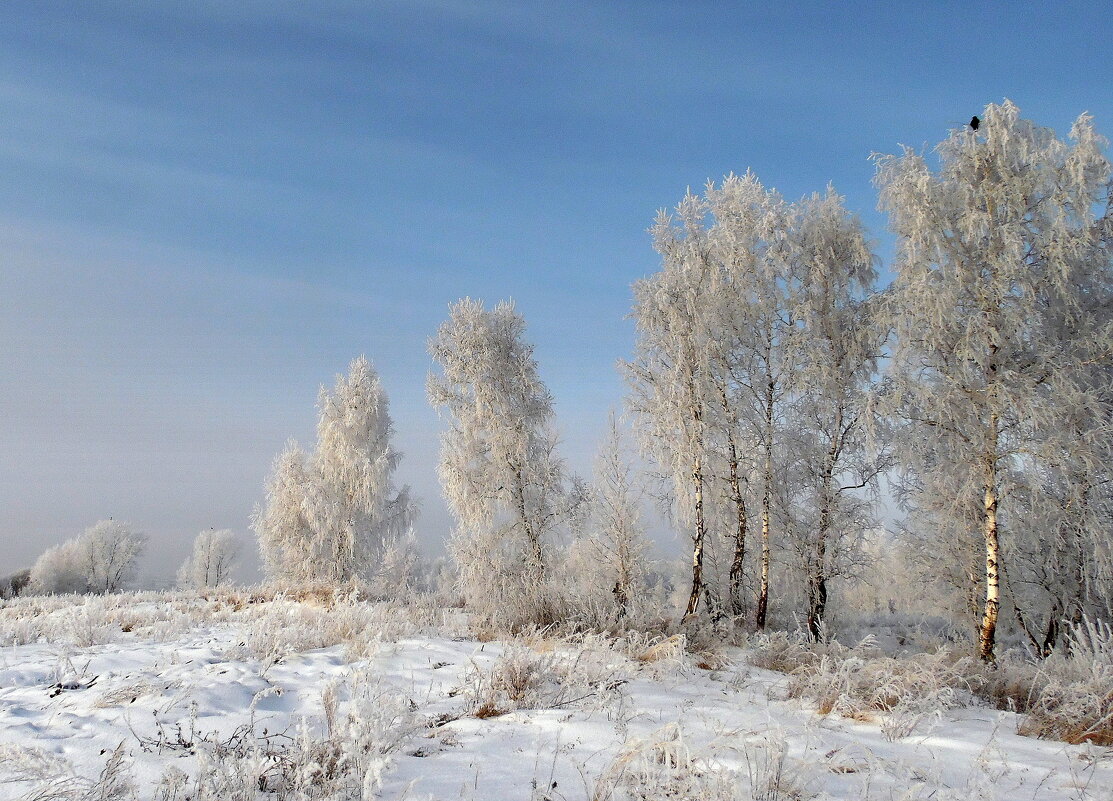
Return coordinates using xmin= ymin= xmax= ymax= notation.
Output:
xmin=635 ymin=634 xmax=687 ymax=664
xmin=472 ymin=701 xmax=507 ymax=719
xmin=1013 ymin=619 xmax=1113 ymax=746
xmin=747 ymin=621 xmax=1113 ymax=747
xmin=590 ymin=724 xmax=808 ymax=801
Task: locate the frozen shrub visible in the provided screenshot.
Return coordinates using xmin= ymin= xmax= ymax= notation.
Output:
xmin=748 ymin=632 xmax=982 ymax=739
xmin=592 ymin=725 xmax=807 ymax=801
xmin=227 ymin=595 xmax=423 ymax=665
xmin=0 ymin=742 xmax=135 ymax=801
xmin=746 ymin=625 xmax=1113 ymax=746
xmin=147 ymin=669 xmax=424 ymax=800
xmin=633 ymin=633 xmax=690 ymax=674
xmin=0 ymin=589 xmax=437 ymax=655
xmin=746 ymin=630 xmax=828 ymax=674
xmin=62 ymin=599 xmax=122 ymax=647
xmin=288 ymin=669 xmax=424 ymax=796
xmin=463 ymin=644 xmax=569 ymax=718
xmin=1016 ymin=618 xmax=1113 ymax=745
xmin=785 ymin=646 xmax=977 ymax=726
xmin=742 ymin=734 xmax=800 ymax=801
xmin=462 ymin=639 xmax=630 ymax=719
xmin=592 ymin=724 xmax=739 ymax=801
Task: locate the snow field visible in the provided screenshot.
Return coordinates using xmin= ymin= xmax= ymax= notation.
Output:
xmin=0 ymin=595 xmax=1110 ymax=799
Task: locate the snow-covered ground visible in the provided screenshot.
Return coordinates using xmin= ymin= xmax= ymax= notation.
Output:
xmin=0 ymin=598 xmax=1109 ymax=800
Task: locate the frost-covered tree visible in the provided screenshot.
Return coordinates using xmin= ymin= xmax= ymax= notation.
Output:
xmin=876 ymin=101 xmax=1113 ymax=661
xmin=368 ymin=530 xmax=424 ymax=600
xmin=177 ymin=529 xmax=239 ymax=589
xmin=629 ymin=173 xmax=808 ymax=627
xmin=254 ymin=357 xmax=416 ymax=586
xmin=625 ymin=191 xmax=719 ymax=619
xmin=78 ymin=519 xmax=147 ymax=594
xmin=0 ymin=568 xmax=31 ymax=599
xmin=895 ymin=484 xmax=986 ymax=627
xmin=29 ymin=540 xmax=88 ymax=595
xmin=31 ymin=520 xmax=146 ymax=595
xmin=255 ymin=441 xmax=317 ymax=583
xmin=428 ymin=298 xmax=584 ymax=628
xmin=702 ymin=174 xmax=797 ymax=629
xmin=781 ymin=189 xmax=887 ymax=640
xmin=583 ymin=413 xmax=651 ymax=618
xmin=308 ymin=356 xmax=416 ymax=583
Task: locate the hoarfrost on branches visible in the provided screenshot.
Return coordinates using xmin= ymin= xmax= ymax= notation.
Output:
xmin=875 ymin=100 xmax=1113 ymax=660
xmin=177 ymin=529 xmax=240 ymax=590
xmin=428 ymin=298 xmax=586 ymax=628
xmin=254 ymin=357 xmax=417 ymax=587
xmin=30 ymin=520 xmax=146 ymax=595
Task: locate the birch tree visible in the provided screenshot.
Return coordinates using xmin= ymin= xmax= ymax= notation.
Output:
xmin=704 ymin=174 xmax=796 ymax=629
xmin=428 ymin=298 xmax=584 ymax=628
xmin=627 ymin=173 xmax=799 ymax=626
xmin=782 ymin=189 xmax=887 ymax=640
xmin=876 ymin=100 xmax=1113 ymax=661
xmin=30 ymin=540 xmax=89 ymax=595
xmin=31 ymin=520 xmax=147 ymax=595
xmin=177 ymin=529 xmax=240 ymax=589
xmin=78 ymin=520 xmax=146 ymax=594
xmin=1005 ymin=344 xmax=1113 ymax=653
xmin=255 ymin=441 xmax=317 ymax=584
xmin=585 ymin=412 xmax=651 ymax=619
xmin=625 ymin=191 xmax=718 ymax=619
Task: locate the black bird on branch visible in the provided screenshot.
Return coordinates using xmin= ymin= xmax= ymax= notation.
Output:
xmin=970 ymin=115 xmax=980 ymax=131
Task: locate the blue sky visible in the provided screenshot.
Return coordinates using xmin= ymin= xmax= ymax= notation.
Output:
xmin=2 ymin=1 xmax=1110 ymax=580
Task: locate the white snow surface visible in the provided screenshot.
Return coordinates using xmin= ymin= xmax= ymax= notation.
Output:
xmin=0 ymin=599 xmax=1109 ymax=800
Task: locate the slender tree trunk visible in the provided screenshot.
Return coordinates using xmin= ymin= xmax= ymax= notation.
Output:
xmin=977 ymin=414 xmax=1001 ymax=663
xmin=965 ymin=559 xmax=982 ymax=624
xmin=1041 ymin=613 xmax=1061 ymax=659
xmin=614 ymin=537 xmax=631 ymax=618
xmin=806 ymin=453 xmax=836 ymax=641
xmin=715 ymin=386 xmax=748 ymax=618
xmin=509 ymin=464 xmax=549 ymax=625
xmin=1069 ymin=554 xmax=1086 ymax=628
xmin=684 ymin=454 xmax=707 ymax=618
xmin=336 ymin=526 xmax=348 ymax=584
xmin=756 ymin=379 xmax=775 ymax=631
xmin=726 ymin=431 xmax=748 ymax=618
xmin=1062 ymin=477 xmax=1090 ymax=652
xmin=613 ymin=582 xmax=628 ymax=617
xmin=806 ymin=563 xmax=828 ymax=642
xmin=509 ymin=464 xmax=545 ymax=580
xmin=1062 ymin=556 xmax=1087 ymax=657
xmin=756 ymin=475 xmax=771 ymax=630
xmin=521 ymin=506 xmax=546 ymax=580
